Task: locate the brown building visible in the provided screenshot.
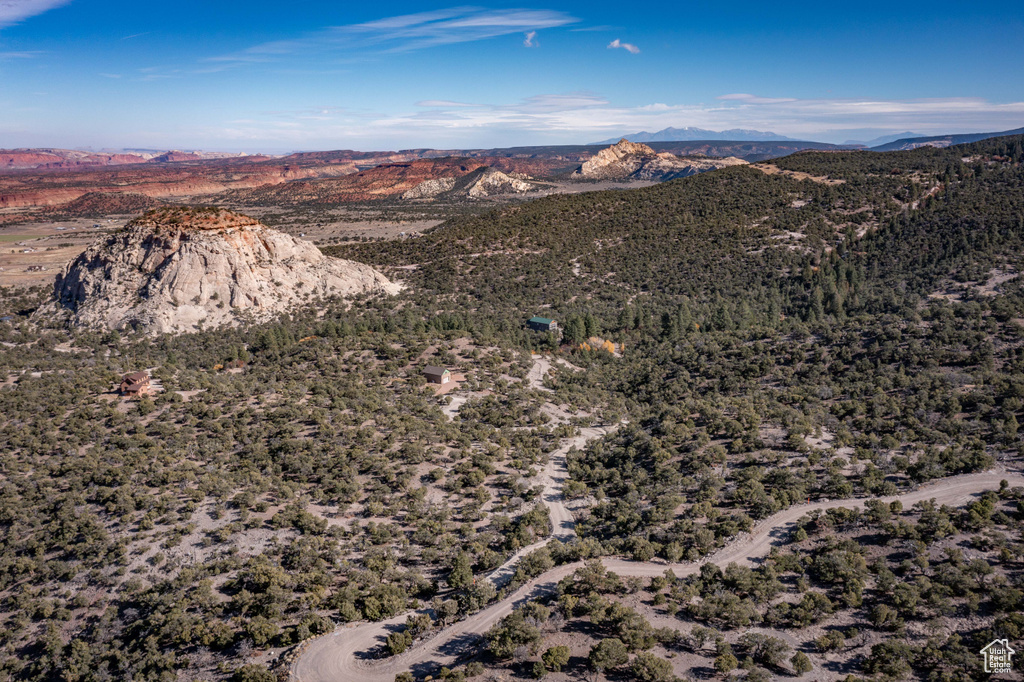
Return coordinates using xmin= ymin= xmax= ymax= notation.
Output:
xmin=423 ymin=366 xmax=451 ymax=384
xmin=119 ymin=371 xmax=151 ymax=396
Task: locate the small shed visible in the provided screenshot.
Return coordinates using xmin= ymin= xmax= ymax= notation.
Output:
xmin=119 ymin=371 xmax=151 ymax=396
xmin=528 ymin=316 xmax=558 ymax=332
xmin=423 ymin=366 xmax=451 ymax=385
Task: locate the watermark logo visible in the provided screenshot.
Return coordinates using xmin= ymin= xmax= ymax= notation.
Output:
xmin=980 ymin=639 xmax=1015 ymax=674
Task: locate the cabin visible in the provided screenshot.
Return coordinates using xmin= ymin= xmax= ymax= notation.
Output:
xmin=119 ymin=371 xmax=151 ymax=397
xmin=423 ymin=366 xmax=451 ymax=385
xmin=527 ymin=316 xmax=558 ymax=332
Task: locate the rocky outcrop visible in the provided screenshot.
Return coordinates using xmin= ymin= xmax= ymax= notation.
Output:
xmin=402 ymin=167 xmax=536 ymax=200
xmin=575 ymin=139 xmax=660 ymax=178
xmin=573 ymin=139 xmax=747 ymax=181
xmin=402 ymin=177 xmax=457 ymax=199
xmin=629 ymin=154 xmax=748 ymax=180
xmin=462 ymin=167 xmax=535 ymax=197
xmin=45 ymin=207 xmax=400 ymax=334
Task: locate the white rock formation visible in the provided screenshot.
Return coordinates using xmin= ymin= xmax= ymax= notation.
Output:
xmin=464 ymin=168 xmax=535 ymax=197
xmin=574 ymin=139 xmax=748 ymax=180
xmin=46 ymin=207 xmax=401 ymax=333
xmin=402 ymin=177 xmax=457 ymax=199
xmin=402 ymin=167 xmax=536 ymax=200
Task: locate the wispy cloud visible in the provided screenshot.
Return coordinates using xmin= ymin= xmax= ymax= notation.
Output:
xmin=121 ymin=31 xmax=149 ymax=40
xmin=718 ymin=93 xmax=797 ymax=105
xmin=517 ymin=93 xmax=609 ymax=111
xmin=135 ymin=66 xmax=182 ymax=81
xmin=0 ymin=0 xmax=71 ymax=29
xmin=0 ymin=50 xmax=41 ymax=59
xmin=607 ymin=38 xmax=639 ymax=54
xmin=417 ymin=99 xmax=475 ymax=108
xmin=209 ymin=7 xmax=576 ymax=66
xmin=523 ymin=30 xmax=537 ymax=47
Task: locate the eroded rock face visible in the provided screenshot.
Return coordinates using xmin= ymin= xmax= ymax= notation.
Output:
xmin=573 ymin=139 xmax=748 ymax=180
xmin=576 ymin=139 xmax=660 ymax=178
xmin=464 ymin=168 xmax=535 ymax=197
xmin=402 ymin=167 xmax=536 ymax=200
xmin=402 ymin=177 xmax=457 ymax=199
xmin=47 ymin=207 xmax=401 ymax=333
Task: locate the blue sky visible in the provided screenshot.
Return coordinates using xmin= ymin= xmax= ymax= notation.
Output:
xmin=1 ymin=0 xmax=1023 ymax=152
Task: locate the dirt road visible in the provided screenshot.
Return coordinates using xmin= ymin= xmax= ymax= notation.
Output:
xmin=526 ymin=354 xmax=554 ymax=392
xmin=293 ymin=470 xmax=1024 ymax=682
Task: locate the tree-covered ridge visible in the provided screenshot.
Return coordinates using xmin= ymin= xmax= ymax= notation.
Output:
xmin=325 ymin=135 xmax=1024 ymax=331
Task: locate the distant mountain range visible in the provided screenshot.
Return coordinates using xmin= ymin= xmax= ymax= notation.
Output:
xmin=870 ymin=127 xmax=1024 ymax=152
xmin=591 ymin=127 xmax=797 ymax=144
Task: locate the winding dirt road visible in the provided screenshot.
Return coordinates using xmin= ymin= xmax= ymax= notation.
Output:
xmin=294 ymin=356 xmax=1024 ymax=681
xmin=295 ymin=469 xmax=1024 ymax=682
xmin=486 ymin=423 xmax=614 ymax=587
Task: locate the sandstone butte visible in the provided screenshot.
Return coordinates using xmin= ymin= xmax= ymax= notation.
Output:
xmin=41 ymin=206 xmax=401 ymax=334
xmin=574 ymin=138 xmax=748 ymax=180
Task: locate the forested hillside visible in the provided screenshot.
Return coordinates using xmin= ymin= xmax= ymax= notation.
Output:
xmin=0 ymin=136 xmax=1022 ymax=681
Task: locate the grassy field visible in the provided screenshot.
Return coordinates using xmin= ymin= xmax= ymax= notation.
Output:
xmin=0 ymin=235 xmax=41 ymax=242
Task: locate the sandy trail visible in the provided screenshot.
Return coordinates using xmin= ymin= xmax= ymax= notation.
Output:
xmin=294 ymin=471 xmax=1023 ymax=682
xmin=526 ymin=354 xmax=554 ymax=392
xmin=475 ymin=424 xmax=612 ymax=588
xmin=487 ymin=355 xmax=613 ymax=585
xmin=440 ymin=395 xmax=467 ymax=421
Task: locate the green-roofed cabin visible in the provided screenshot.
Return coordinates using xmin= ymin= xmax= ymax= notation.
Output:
xmin=528 ymin=316 xmax=558 ymax=332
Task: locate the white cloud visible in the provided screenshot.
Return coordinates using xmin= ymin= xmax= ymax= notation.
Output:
xmin=0 ymin=49 xmax=40 ymax=58
xmin=417 ymin=100 xmax=474 ymax=108
xmin=519 ymin=93 xmax=608 ymax=111
xmin=0 ymin=0 xmax=71 ymax=29
xmin=523 ymin=30 xmax=537 ymax=47
xmin=209 ymin=8 xmax=576 ymax=65
xmin=718 ymin=93 xmax=797 ymax=105
xmin=607 ymin=38 xmax=639 ymax=54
